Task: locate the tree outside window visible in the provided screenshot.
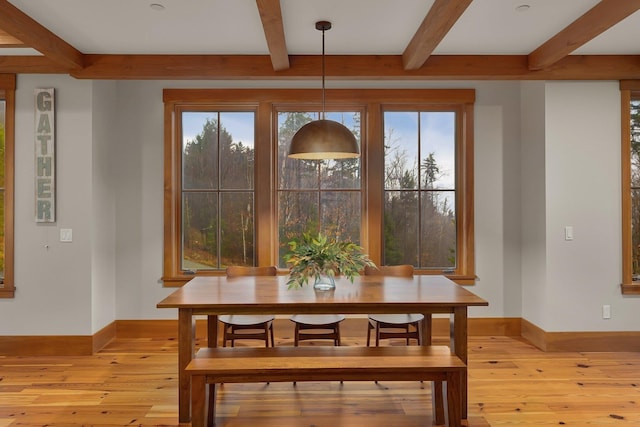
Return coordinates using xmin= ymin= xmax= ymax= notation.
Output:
xmin=0 ymin=99 xmax=5 ymax=282
xmin=163 ymin=89 xmax=475 ymax=285
xmin=180 ymin=111 xmax=255 ymax=270
xmin=277 ymin=111 xmax=362 ymax=267
xmin=383 ymin=111 xmax=457 ymax=269
xmin=620 ymin=81 xmax=640 ymax=294
xmin=630 ymin=97 xmax=640 ymax=279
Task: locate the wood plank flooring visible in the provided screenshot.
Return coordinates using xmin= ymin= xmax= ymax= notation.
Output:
xmin=1 ymin=334 xmax=639 ymax=426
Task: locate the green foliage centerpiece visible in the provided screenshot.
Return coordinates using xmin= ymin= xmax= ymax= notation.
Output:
xmin=284 ymin=232 xmax=376 ymax=290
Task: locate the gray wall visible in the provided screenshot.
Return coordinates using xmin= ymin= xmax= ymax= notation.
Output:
xmin=0 ymin=76 xmax=633 ymax=335
xmin=91 ymin=80 xmax=117 ymax=332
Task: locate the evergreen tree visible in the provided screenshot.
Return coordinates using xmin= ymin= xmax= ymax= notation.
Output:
xmin=182 ymin=117 xmax=255 ymax=268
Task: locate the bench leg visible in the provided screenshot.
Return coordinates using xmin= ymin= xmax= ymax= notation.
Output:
xmin=431 ymin=380 xmax=445 ymax=425
xmin=191 ymin=375 xmax=207 ymax=427
xmin=207 ymin=383 xmax=217 ymax=427
xmin=444 ymin=372 xmax=462 ymax=427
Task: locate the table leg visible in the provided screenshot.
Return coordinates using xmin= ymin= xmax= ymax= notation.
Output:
xmin=421 ymin=313 xmax=433 ymax=346
xmin=206 ymin=314 xmax=219 ymax=425
xmin=450 ymin=307 xmax=468 ymax=420
xmin=178 ymin=308 xmax=195 ymax=423
xmin=207 ymin=314 xmax=218 ymax=348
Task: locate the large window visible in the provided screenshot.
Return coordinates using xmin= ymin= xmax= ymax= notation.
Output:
xmin=621 ymin=81 xmax=640 ymax=294
xmin=163 ymin=89 xmax=475 ymax=286
xmin=277 ymin=110 xmax=362 ymax=266
xmin=0 ymin=74 xmax=15 ymax=298
xmin=383 ymin=110 xmax=457 ymax=268
xmin=630 ymin=96 xmax=640 ymax=280
xmin=180 ymin=110 xmax=256 ymax=270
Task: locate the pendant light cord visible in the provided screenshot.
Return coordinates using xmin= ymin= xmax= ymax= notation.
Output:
xmin=321 ymin=25 xmax=326 ymax=120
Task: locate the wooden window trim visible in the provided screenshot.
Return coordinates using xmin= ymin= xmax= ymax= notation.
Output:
xmin=0 ymin=74 xmax=15 ymax=298
xmin=162 ymin=88 xmax=475 ymax=286
xmin=620 ymin=80 xmax=640 ymax=295
xmin=376 ymin=103 xmax=475 ymax=282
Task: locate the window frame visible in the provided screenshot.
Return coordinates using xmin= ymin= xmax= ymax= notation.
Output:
xmin=163 ymin=88 xmax=475 ymax=286
xmin=0 ymin=74 xmax=15 ymax=298
xmin=620 ymin=80 xmax=640 ymax=295
xmin=381 ymin=105 xmax=468 ymax=271
xmin=275 ymin=106 xmax=366 ymax=266
xmin=179 ymin=107 xmax=258 ymax=270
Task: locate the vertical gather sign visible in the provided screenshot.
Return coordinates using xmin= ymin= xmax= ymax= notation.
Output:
xmin=35 ymin=88 xmax=55 ymax=223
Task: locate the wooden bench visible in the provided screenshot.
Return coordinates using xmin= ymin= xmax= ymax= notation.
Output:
xmin=186 ymin=345 xmax=466 ymax=427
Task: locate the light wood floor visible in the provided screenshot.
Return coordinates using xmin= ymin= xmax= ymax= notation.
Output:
xmin=1 ymin=334 xmax=639 ymax=426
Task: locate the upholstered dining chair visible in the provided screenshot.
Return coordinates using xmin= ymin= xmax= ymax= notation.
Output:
xmin=218 ymin=265 xmax=278 ymax=347
xmin=364 ymin=264 xmax=424 ymax=346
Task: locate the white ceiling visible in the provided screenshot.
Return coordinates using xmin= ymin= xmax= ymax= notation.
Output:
xmin=2 ymin=0 xmax=640 ymax=58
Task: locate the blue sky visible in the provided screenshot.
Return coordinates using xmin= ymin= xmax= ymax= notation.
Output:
xmin=182 ymin=110 xmax=456 ymax=189
xmin=182 ymin=111 xmax=255 ymax=148
xmin=384 ymin=111 xmax=456 ymax=189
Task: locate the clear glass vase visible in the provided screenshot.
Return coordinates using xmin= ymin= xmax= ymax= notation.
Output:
xmin=313 ymin=273 xmax=336 ymax=291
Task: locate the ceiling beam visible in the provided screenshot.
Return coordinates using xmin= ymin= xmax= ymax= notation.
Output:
xmin=0 ymin=0 xmax=84 ymax=70
xmin=18 ymin=53 xmax=634 ymax=81
xmin=0 ymin=55 xmax=70 ymax=73
xmin=256 ymin=0 xmax=289 ymax=71
xmin=402 ymin=0 xmax=473 ymax=70
xmin=0 ymin=29 xmax=24 ymax=47
xmin=528 ymin=0 xmax=640 ymax=71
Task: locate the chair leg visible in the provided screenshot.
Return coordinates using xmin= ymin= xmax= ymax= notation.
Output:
xmin=269 ymin=323 xmax=275 ymax=347
xmin=335 ymin=324 xmax=341 ymax=346
xmin=294 ymin=324 xmax=300 ymax=346
xmin=228 ymin=325 xmax=235 ymax=348
xmin=366 ymin=321 xmax=373 ymax=346
xmin=371 ymin=322 xmax=379 ymax=383
xmin=264 ymin=323 xmax=272 ymax=384
xmin=263 ymin=323 xmax=269 ymax=348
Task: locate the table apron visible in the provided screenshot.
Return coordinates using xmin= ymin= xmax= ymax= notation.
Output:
xmin=190 ymin=308 xmax=457 ymax=316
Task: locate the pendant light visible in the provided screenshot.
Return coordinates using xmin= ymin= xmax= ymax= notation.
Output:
xmin=288 ymin=21 xmax=359 ymax=160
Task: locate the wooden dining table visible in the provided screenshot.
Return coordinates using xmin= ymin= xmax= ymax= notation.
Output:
xmin=157 ymin=274 xmax=488 ymax=424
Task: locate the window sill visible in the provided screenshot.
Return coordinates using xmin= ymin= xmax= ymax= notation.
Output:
xmin=621 ymin=282 xmax=640 ymax=295
xmin=162 ymin=273 xmax=224 ymax=287
xmin=448 ymin=275 xmax=477 ymax=285
xmin=415 ymin=272 xmax=476 ymax=285
xmin=164 ymin=271 xmax=476 ymax=287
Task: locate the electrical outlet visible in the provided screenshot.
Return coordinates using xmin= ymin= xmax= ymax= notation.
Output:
xmin=602 ymin=304 xmax=611 ymax=319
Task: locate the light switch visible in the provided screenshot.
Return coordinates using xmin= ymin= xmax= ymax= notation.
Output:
xmin=564 ymin=226 xmax=573 ymax=241
xmin=60 ymin=228 xmax=73 ymax=242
